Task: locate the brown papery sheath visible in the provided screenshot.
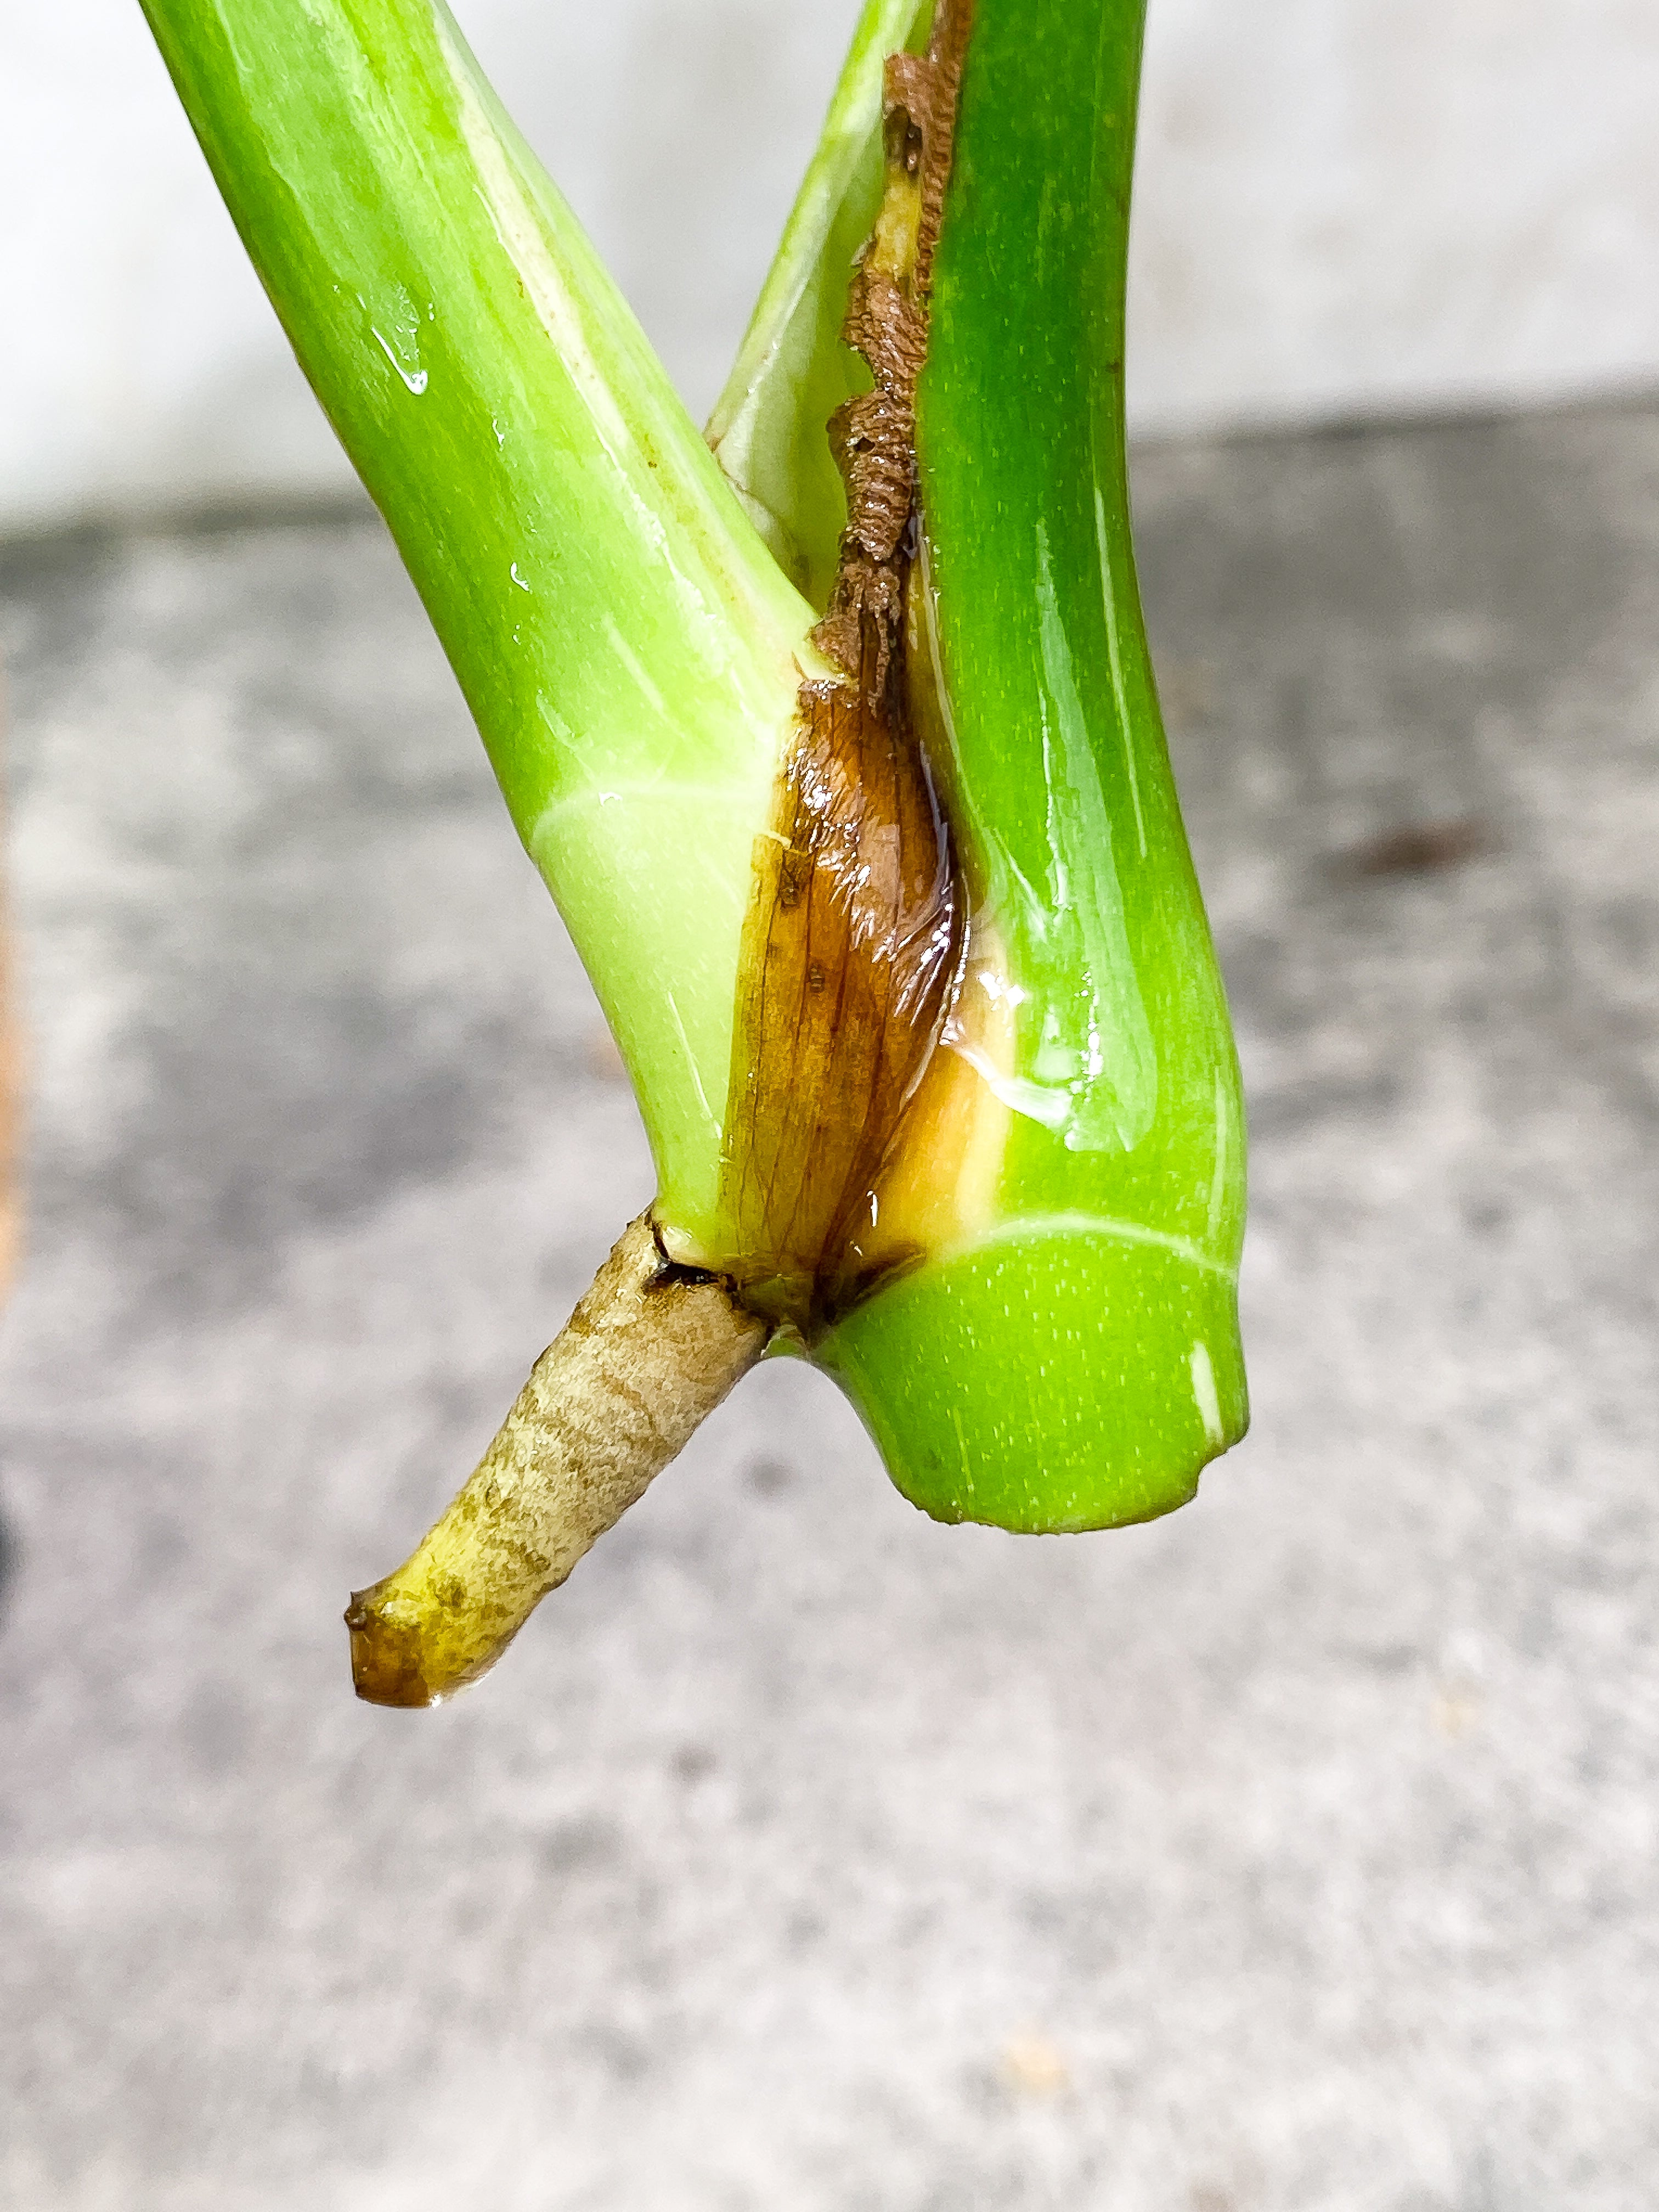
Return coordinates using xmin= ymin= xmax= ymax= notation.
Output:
xmin=717 ymin=0 xmax=975 ymax=1339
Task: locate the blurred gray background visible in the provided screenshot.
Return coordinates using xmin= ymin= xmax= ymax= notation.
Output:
xmin=3 ymin=0 xmax=1659 ymax=528
xmin=3 ymin=3 xmax=1659 ymax=2210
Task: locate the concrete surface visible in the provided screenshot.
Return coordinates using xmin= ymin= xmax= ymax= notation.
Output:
xmin=10 ymin=0 xmax=1659 ymax=530
xmin=2 ymin=403 xmax=1658 ymax=2209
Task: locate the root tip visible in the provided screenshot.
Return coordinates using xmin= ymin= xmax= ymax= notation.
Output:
xmin=345 ymin=1587 xmax=439 ymax=1709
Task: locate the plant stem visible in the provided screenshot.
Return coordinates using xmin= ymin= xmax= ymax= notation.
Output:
xmin=815 ymin=0 xmax=1249 ymax=1527
xmin=137 ymin=0 xmax=823 ymax=1244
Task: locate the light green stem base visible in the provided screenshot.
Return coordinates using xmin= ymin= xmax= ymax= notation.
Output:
xmin=817 ymin=1227 xmax=1245 ymax=1531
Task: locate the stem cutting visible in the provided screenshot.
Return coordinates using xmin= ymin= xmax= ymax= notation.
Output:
xmin=134 ymin=0 xmax=1250 ymax=1705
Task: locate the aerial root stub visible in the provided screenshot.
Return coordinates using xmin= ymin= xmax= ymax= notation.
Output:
xmin=347 ymin=1215 xmax=769 ymax=1707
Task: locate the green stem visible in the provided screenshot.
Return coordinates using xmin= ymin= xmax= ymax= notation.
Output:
xmin=137 ymin=0 xmax=823 ymax=1242
xmin=814 ymin=0 xmax=1248 ymax=1528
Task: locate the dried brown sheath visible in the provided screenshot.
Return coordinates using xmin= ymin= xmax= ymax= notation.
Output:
xmin=720 ymin=0 xmax=974 ymax=1337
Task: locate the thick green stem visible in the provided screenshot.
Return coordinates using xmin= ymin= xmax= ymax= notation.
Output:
xmin=814 ymin=0 xmax=1248 ymax=1526
xmin=137 ymin=0 xmax=826 ymax=1242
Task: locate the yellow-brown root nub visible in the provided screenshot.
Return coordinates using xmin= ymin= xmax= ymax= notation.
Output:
xmin=346 ymin=1214 xmax=769 ymax=1707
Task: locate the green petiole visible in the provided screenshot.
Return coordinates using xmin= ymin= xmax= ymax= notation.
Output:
xmin=138 ymin=0 xmax=820 ymax=1245
xmin=820 ymin=0 xmax=1246 ymax=1527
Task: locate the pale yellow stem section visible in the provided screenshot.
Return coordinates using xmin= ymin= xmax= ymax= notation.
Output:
xmin=346 ymin=1214 xmax=770 ymax=1706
